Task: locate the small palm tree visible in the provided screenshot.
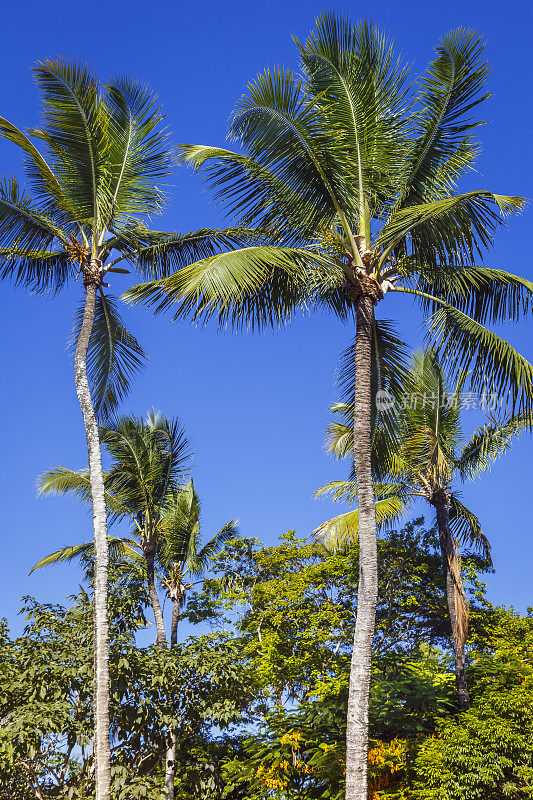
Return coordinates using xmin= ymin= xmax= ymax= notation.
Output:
xmin=316 ymin=348 xmax=529 ymax=707
xmin=153 ymin=478 xmax=237 ymax=800
xmin=158 ymin=479 xmax=237 ymax=646
xmin=33 ymin=410 xmax=191 ymax=646
xmin=124 ymin=18 xmax=531 ymax=796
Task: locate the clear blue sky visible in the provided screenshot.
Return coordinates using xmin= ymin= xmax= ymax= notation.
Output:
xmin=1 ymin=0 xmax=532 ymax=634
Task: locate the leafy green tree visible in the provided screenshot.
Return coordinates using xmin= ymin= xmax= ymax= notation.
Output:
xmin=125 ymin=19 xmax=530 ymax=796
xmin=191 ymin=521 xmax=491 ymax=800
xmin=0 ymin=558 xmax=254 ymax=800
xmin=317 ymin=348 xmax=528 ymax=707
xmin=413 ymin=608 xmax=533 ymax=799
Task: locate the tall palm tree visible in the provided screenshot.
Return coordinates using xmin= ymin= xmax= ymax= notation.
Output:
xmin=0 ymin=61 xmax=254 ymax=798
xmin=33 ymin=410 xmax=191 ymax=646
xmin=316 ymin=348 xmax=529 ymax=707
xmin=124 ymin=17 xmax=531 ymax=797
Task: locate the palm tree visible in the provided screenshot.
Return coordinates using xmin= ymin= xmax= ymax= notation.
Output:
xmin=33 ymin=410 xmax=191 ymax=647
xmin=124 ymin=17 xmax=531 ymax=797
xmin=156 ymin=478 xmax=237 ymax=646
xmin=0 ymin=61 xmax=255 ymax=798
xmin=316 ymin=348 xmax=529 ymax=707
xmin=153 ymin=478 xmax=237 ymax=799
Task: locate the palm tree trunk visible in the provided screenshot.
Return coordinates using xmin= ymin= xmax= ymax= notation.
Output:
xmin=143 ymin=552 xmax=176 ymax=799
xmin=345 ymin=295 xmax=379 ymax=800
xmin=164 ymin=600 xmax=181 ymax=798
xmin=170 ymin=600 xmax=180 ymax=647
xmin=74 ymin=283 xmax=111 ymax=800
xmin=435 ymin=498 xmax=470 ymax=709
xmin=145 ymin=551 xmax=167 ymax=647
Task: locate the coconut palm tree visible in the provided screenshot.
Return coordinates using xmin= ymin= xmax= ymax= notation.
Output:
xmin=33 ymin=410 xmax=191 ymax=646
xmin=152 ymin=478 xmax=237 ymax=799
xmin=124 ymin=17 xmax=532 ymax=797
xmin=316 ymin=348 xmax=529 ymax=708
xmin=0 ymin=61 xmax=257 ymax=798
xmin=157 ymin=478 xmax=237 ymax=647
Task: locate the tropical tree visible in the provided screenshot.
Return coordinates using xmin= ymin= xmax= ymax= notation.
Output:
xmin=0 ymin=60 xmax=263 ymax=799
xmin=33 ymin=410 xmax=191 ymax=646
xmin=124 ymin=17 xmax=531 ymax=797
xmin=316 ymin=348 xmax=529 ymax=707
xmin=155 ymin=478 xmax=237 ymax=799
xmin=157 ymin=478 xmax=238 ymax=647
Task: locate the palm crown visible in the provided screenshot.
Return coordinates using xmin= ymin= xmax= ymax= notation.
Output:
xmin=317 ymin=348 xmax=528 ymax=553
xmin=126 ymin=17 xmax=531 ymax=411
xmin=0 ymin=60 xmax=256 ymax=417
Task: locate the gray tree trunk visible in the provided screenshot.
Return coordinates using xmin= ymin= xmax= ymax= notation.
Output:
xmin=435 ymin=499 xmax=470 ymax=708
xmin=145 ymin=549 xmax=168 ymax=647
xmin=74 ymin=283 xmax=111 ymax=800
xmin=345 ymin=296 xmax=379 ymax=800
xmin=144 ymin=552 xmax=175 ymax=799
xmin=170 ymin=599 xmax=180 ymax=647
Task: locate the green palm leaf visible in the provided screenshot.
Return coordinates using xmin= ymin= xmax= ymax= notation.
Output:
xmin=71 ymin=291 xmax=146 ymax=420
xmin=124 ymin=246 xmax=318 ymax=328
xmin=29 ymin=536 xmax=139 ymax=574
xmin=448 ymin=496 xmax=491 ymax=561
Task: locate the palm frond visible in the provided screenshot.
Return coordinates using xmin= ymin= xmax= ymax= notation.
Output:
xmin=228 ymin=66 xmax=343 ymax=234
xmin=71 ymin=291 xmax=146 ymax=420
xmin=378 ymin=191 xmax=525 ymax=266
xmin=396 ymin=287 xmax=533 ymax=414
xmin=400 ymin=29 xmax=489 ymax=207
xmin=448 ymin=496 xmax=491 ymax=561
xmin=124 ymin=246 xmax=318 ymax=330
xmin=104 ymin=77 xmax=171 ymax=226
xmin=37 ymin=466 xmax=130 ymax=519
xmin=456 ymin=414 xmax=531 ymax=480
xmin=29 ymin=536 xmax=137 ymax=574
xmin=314 ymin=495 xmax=407 ymax=553
xmin=411 ymin=265 xmax=533 ymax=326
xmin=32 ymin=59 xmax=108 ymax=225
xmin=299 ymin=14 xmax=411 ymax=226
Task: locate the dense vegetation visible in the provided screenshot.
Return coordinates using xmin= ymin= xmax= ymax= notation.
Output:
xmin=2 ymin=520 xmax=533 ymax=799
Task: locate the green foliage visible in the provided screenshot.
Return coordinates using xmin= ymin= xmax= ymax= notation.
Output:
xmin=0 ymin=560 xmax=254 ymax=800
xmin=413 ymin=610 xmax=533 ymax=799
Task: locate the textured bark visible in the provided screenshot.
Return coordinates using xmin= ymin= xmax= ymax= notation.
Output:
xmin=74 ymin=283 xmax=111 ymax=800
xmin=170 ymin=599 xmax=180 ymax=647
xmin=345 ymin=295 xmax=379 ymax=800
xmin=165 ymin=731 xmax=177 ymax=800
xmin=143 ymin=552 xmax=175 ymax=798
xmin=145 ymin=549 xmax=168 ymax=647
xmin=435 ymin=499 xmax=470 ymax=709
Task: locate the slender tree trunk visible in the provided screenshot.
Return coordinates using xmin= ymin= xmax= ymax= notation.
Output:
xmin=164 ymin=599 xmax=181 ymax=798
xmin=170 ymin=599 xmax=180 ymax=647
xmin=435 ymin=499 xmax=470 ymax=709
xmin=74 ymin=283 xmax=111 ymax=800
xmin=345 ymin=295 xmax=379 ymax=800
xmin=145 ymin=550 xmax=167 ymax=647
xmin=143 ymin=552 xmax=176 ymax=798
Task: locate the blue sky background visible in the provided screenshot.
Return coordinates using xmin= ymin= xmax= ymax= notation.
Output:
xmin=1 ymin=0 xmax=531 ymax=637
